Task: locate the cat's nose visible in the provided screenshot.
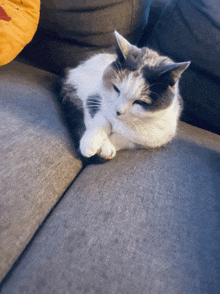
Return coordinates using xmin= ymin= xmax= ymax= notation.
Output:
xmin=116 ymin=104 xmax=127 ymax=116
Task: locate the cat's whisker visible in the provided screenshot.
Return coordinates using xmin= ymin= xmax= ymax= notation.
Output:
xmin=123 ymin=117 xmax=145 ymax=133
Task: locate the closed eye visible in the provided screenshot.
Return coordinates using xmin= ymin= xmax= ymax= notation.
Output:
xmin=133 ymin=100 xmax=149 ymax=107
xmin=113 ymin=84 xmax=120 ymax=94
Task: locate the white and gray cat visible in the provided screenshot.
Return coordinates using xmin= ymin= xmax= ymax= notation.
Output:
xmin=61 ymin=31 xmax=190 ymax=160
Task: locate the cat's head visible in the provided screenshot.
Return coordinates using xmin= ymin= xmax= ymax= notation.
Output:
xmin=102 ymin=31 xmax=190 ymax=119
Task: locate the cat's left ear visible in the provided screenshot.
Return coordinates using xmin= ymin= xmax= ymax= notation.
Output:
xmin=114 ymin=31 xmax=140 ymax=59
xmin=160 ymin=61 xmax=191 ymax=86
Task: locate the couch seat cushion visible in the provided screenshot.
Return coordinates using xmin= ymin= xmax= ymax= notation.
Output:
xmin=1 ymin=122 xmax=219 ymax=293
xmin=0 ymin=61 xmax=82 ymax=283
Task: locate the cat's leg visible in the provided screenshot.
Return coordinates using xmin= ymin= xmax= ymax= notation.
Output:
xmin=80 ymin=114 xmax=111 ymax=158
xmin=98 ymin=132 xmax=135 ymax=160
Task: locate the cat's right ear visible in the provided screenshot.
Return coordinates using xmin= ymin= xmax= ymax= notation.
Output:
xmin=114 ymin=31 xmax=139 ymax=60
xmin=159 ymin=61 xmax=191 ymax=86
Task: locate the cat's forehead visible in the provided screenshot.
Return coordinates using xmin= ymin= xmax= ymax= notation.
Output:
xmin=119 ymin=72 xmax=147 ymax=93
xmin=114 ymin=47 xmax=172 ymax=75
xmin=117 ymin=72 xmax=152 ymax=103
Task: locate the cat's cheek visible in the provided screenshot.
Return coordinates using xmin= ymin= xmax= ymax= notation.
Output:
xmin=131 ymin=104 xmax=143 ymax=115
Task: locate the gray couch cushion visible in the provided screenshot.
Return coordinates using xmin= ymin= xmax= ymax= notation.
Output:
xmin=1 ymin=122 xmax=219 ymax=293
xmin=0 ymin=61 xmax=82 ymax=283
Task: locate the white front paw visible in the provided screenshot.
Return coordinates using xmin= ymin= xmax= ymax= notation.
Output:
xmin=99 ymin=139 xmax=116 ymax=160
xmin=80 ymin=132 xmax=106 ymax=158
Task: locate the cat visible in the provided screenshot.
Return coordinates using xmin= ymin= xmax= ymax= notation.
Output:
xmin=60 ymin=31 xmax=190 ymax=160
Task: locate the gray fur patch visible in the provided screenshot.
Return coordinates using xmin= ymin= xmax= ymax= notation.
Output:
xmin=61 ymin=83 xmax=83 ymax=110
xmin=86 ymin=94 xmax=102 ymax=118
xmin=59 ymin=78 xmax=86 ymax=159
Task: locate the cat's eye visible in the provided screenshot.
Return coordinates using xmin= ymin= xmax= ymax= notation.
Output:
xmin=113 ymin=84 xmax=120 ymax=94
xmin=133 ymin=100 xmax=149 ymax=107
xmin=133 ymin=100 xmax=143 ymax=105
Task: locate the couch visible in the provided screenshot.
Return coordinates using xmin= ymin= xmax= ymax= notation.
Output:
xmin=0 ymin=0 xmax=219 ymax=292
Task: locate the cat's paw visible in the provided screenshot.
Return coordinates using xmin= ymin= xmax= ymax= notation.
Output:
xmin=80 ymin=137 xmax=101 ymax=158
xmin=80 ymin=131 xmax=106 ymax=158
xmin=98 ymin=139 xmax=116 ymax=160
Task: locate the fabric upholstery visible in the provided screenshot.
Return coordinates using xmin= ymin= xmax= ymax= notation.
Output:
xmin=143 ymin=0 xmax=220 ymax=134
xmin=0 ymin=0 xmax=40 ymax=66
xmin=18 ymin=0 xmax=153 ymax=74
xmin=1 ymin=122 xmax=219 ymax=293
xmin=0 ymin=61 xmax=82 ymax=283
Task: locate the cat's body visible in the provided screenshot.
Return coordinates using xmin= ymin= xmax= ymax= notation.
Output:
xmin=61 ymin=31 xmax=190 ymax=160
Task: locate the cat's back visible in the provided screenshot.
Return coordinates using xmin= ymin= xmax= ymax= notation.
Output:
xmin=65 ymin=53 xmax=117 ymax=95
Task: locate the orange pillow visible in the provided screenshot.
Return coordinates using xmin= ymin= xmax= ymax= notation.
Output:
xmin=0 ymin=0 xmax=40 ymax=66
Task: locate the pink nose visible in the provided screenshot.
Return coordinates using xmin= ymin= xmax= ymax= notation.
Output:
xmin=115 ymin=104 xmax=127 ymax=116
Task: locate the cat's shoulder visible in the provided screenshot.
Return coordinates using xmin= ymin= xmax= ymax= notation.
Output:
xmin=65 ymin=53 xmax=117 ymax=83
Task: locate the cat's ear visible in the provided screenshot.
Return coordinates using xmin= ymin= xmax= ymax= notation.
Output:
xmin=114 ymin=31 xmax=139 ymax=59
xmin=159 ymin=61 xmax=190 ymax=86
